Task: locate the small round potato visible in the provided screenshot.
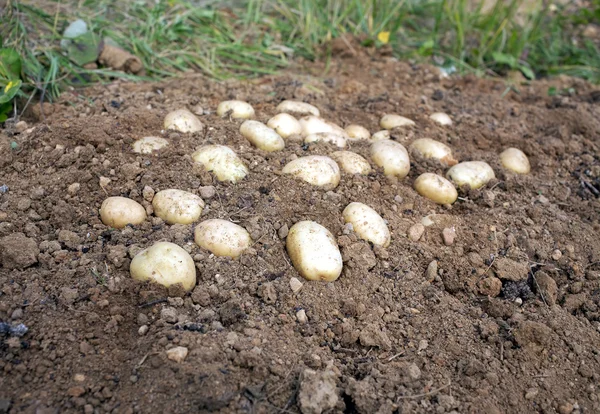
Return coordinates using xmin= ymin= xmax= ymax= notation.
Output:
xmin=380 ymin=114 xmax=415 ymax=129
xmin=409 ymin=138 xmax=457 ymax=166
xmin=100 ymin=197 xmax=146 ymax=228
xmin=164 ymin=109 xmax=204 ymax=133
xmin=342 ymin=202 xmax=390 ymax=247
xmin=370 ymin=140 xmax=411 ymax=179
xmin=282 ymin=156 xmax=341 ymax=190
xmin=286 ymin=221 xmax=343 ymax=282
xmin=371 ymin=130 xmax=391 ymax=141
xmin=414 ymin=173 xmax=458 ymax=205
xmin=267 ymin=113 xmax=302 ymax=138
xmin=192 ymin=145 xmax=249 ymax=183
xmin=446 ymin=161 xmax=495 ymax=189
xmin=304 ymin=132 xmax=347 ymax=148
xmin=276 ymin=100 xmax=320 ymax=117
xmin=345 ymin=125 xmax=371 ymax=141
xmin=299 ymin=116 xmax=348 ymax=138
xmin=152 ymin=189 xmax=205 ymax=225
xmin=240 ymin=120 xmax=285 ymax=152
xmin=132 ymin=136 xmax=168 ymax=154
xmin=194 ymin=219 xmax=252 ymax=258
xmin=500 ymin=148 xmax=530 ymax=174
xmin=216 ymin=100 xmax=255 ymax=119
xmin=430 ymin=112 xmax=452 ymax=126
xmin=130 ymin=242 xmax=196 ymax=291
xmin=330 ymin=151 xmax=372 ymax=175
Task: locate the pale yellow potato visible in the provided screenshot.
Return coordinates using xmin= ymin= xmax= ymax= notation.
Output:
xmin=276 ymin=100 xmax=320 ymax=117
xmin=414 ymin=173 xmax=458 ymax=205
xmin=282 ymin=156 xmax=341 ymax=190
xmin=240 ymin=120 xmax=285 ymax=152
xmin=164 ymin=109 xmax=204 ymax=133
xmin=267 ymin=113 xmax=302 ymax=138
xmin=370 ymin=140 xmax=411 ymax=179
xmin=430 ymin=112 xmax=453 ymax=126
xmin=371 ymin=130 xmax=391 ymax=141
xmin=286 ymin=221 xmax=343 ymax=282
xmin=304 ymin=132 xmax=347 ymax=148
xmin=216 ymin=100 xmax=255 ymax=119
xmin=345 ymin=124 xmax=371 ymax=141
xmin=130 ymin=242 xmax=196 ymax=291
xmin=446 ymin=161 xmax=495 ymax=189
xmin=100 ymin=197 xmax=146 ymax=228
xmin=194 ymin=219 xmax=252 ymax=258
xmin=330 ymin=151 xmax=372 ymax=175
xmin=192 ymin=145 xmax=249 ymax=183
xmin=500 ymin=148 xmax=530 ymax=174
xmin=409 ymin=138 xmax=457 ymax=166
xmin=152 ymin=189 xmax=205 ymax=225
xmin=342 ymin=202 xmax=390 ymax=247
xmin=299 ymin=116 xmax=348 ymax=138
xmin=380 ymin=114 xmax=415 ymax=129
xmin=132 ymin=136 xmax=168 ymax=154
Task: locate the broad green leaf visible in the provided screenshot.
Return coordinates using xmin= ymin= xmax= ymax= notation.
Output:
xmin=65 ymin=32 xmax=101 ymax=66
xmin=491 ymin=51 xmax=517 ymax=68
xmin=0 ymin=48 xmax=22 ymax=80
xmin=0 ymin=79 xmax=22 ymax=104
xmin=519 ymin=65 xmax=535 ymax=80
xmin=0 ymin=101 xmax=11 ymax=122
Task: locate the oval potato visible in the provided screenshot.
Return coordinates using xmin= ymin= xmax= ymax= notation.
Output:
xmin=345 ymin=124 xmax=370 ymax=141
xmin=371 ymin=130 xmax=391 ymax=141
xmin=276 ymin=100 xmax=320 ymax=117
xmin=132 ymin=136 xmax=168 ymax=154
xmin=414 ymin=173 xmax=458 ymax=205
xmin=299 ymin=116 xmax=348 ymax=138
xmin=216 ymin=100 xmax=255 ymax=119
xmin=409 ymin=138 xmax=457 ymax=166
xmin=194 ymin=219 xmax=252 ymax=258
xmin=500 ymin=148 xmax=530 ymax=174
xmin=152 ymin=189 xmax=205 ymax=225
xmin=164 ymin=109 xmax=204 ymax=133
xmin=446 ymin=161 xmax=495 ymax=189
xmin=430 ymin=112 xmax=452 ymax=126
xmin=282 ymin=156 xmax=341 ymax=190
xmin=192 ymin=145 xmax=249 ymax=183
xmin=370 ymin=140 xmax=411 ymax=179
xmin=330 ymin=151 xmax=371 ymax=175
xmin=240 ymin=120 xmax=285 ymax=152
xmin=267 ymin=113 xmax=302 ymax=138
xmin=304 ymin=132 xmax=347 ymax=148
xmin=380 ymin=114 xmax=415 ymax=129
xmin=342 ymin=202 xmax=390 ymax=247
xmin=100 ymin=197 xmax=146 ymax=228
xmin=130 ymin=242 xmax=196 ymax=291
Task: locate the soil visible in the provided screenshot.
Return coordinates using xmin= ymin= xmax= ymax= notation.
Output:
xmin=2 ymin=51 xmax=600 ymax=414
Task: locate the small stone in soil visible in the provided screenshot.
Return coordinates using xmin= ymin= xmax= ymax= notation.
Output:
xmin=138 ymin=325 xmax=149 ymax=336
xmin=67 ymin=183 xmax=81 ymax=195
xmin=166 ymin=346 xmax=188 ymax=363
xmin=298 ymin=368 xmax=338 ymax=414
xmin=442 ymin=227 xmax=456 ymax=245
xmin=426 ymin=260 xmax=438 ymax=282
xmin=199 ymin=186 xmax=216 ymax=199
xmin=142 ymin=186 xmax=155 ymax=202
xmin=289 ymin=277 xmax=303 ymax=294
xmin=296 ymin=309 xmax=308 ymax=324
xmin=408 ymin=223 xmax=425 ymax=241
xmin=278 ymin=224 xmax=289 ymax=239
xmin=551 ymin=249 xmax=562 ymax=261
xmin=160 ymin=307 xmax=178 ymax=324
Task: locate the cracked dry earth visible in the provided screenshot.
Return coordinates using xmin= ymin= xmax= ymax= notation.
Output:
xmin=1 ymin=53 xmax=600 ymax=414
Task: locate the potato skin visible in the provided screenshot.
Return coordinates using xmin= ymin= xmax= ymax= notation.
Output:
xmin=164 ymin=109 xmax=203 ymax=133
xmin=370 ymin=140 xmax=411 ymax=179
xmin=500 ymin=148 xmax=530 ymax=174
xmin=194 ymin=219 xmax=252 ymax=258
xmin=192 ymin=145 xmax=249 ymax=183
xmin=342 ymin=202 xmax=390 ymax=247
xmin=446 ymin=161 xmax=495 ymax=189
xmin=414 ymin=173 xmax=458 ymax=205
xmin=130 ymin=242 xmax=196 ymax=291
xmin=100 ymin=197 xmax=146 ymax=229
xmin=152 ymin=189 xmax=205 ymax=225
xmin=282 ymin=156 xmax=341 ymax=190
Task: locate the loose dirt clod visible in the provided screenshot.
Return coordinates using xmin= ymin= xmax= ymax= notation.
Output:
xmin=299 ymin=368 xmax=338 ymax=414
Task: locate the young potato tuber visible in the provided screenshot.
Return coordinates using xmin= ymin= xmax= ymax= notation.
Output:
xmin=345 ymin=124 xmax=371 ymax=141
xmin=500 ymin=148 xmax=530 ymax=174
xmin=370 ymin=140 xmax=411 ymax=179
xmin=414 ymin=173 xmax=458 ymax=205
xmin=267 ymin=113 xmax=302 ymax=138
xmin=276 ymin=100 xmax=320 ymax=117
xmin=152 ymin=189 xmax=205 ymax=225
xmin=240 ymin=120 xmax=285 ymax=152
xmin=299 ymin=116 xmax=348 ymax=138
xmin=194 ymin=219 xmax=252 ymax=258
xmin=132 ymin=136 xmax=168 ymax=154
xmin=282 ymin=156 xmax=341 ymax=190
xmin=430 ymin=112 xmax=452 ymax=126
xmin=304 ymin=132 xmax=347 ymax=148
xmin=380 ymin=114 xmax=415 ymax=129
xmin=164 ymin=109 xmax=204 ymax=133
xmin=286 ymin=221 xmax=343 ymax=282
xmin=100 ymin=196 xmax=146 ymax=228
xmin=342 ymin=202 xmax=390 ymax=247
xmin=446 ymin=161 xmax=495 ymax=189
xmin=130 ymin=242 xmax=196 ymax=291
xmin=216 ymin=100 xmax=255 ymax=119
xmin=409 ymin=138 xmax=457 ymax=166
xmin=371 ymin=130 xmax=391 ymax=141
xmin=330 ymin=151 xmax=372 ymax=175
xmin=192 ymin=145 xmax=249 ymax=183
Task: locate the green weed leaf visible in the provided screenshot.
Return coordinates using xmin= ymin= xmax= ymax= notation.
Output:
xmin=0 ymin=48 xmax=22 ymax=80
xmin=491 ymin=52 xmax=517 ymax=68
xmin=65 ymin=32 xmax=101 ymax=66
xmin=0 ymin=79 xmax=22 ymax=104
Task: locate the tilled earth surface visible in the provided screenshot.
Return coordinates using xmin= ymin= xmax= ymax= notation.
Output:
xmin=2 ymin=54 xmax=600 ymax=414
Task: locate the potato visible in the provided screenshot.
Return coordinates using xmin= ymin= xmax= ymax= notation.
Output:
xmin=304 ymin=132 xmax=347 ymax=148
xmin=100 ymin=196 xmax=146 ymax=228
xmin=130 ymin=242 xmax=196 ymax=291
xmin=132 ymin=136 xmax=168 ymax=154
xmin=430 ymin=112 xmax=452 ymax=126
xmin=345 ymin=124 xmax=370 ymax=141
xmin=371 ymin=130 xmax=391 ymax=141
xmin=267 ymin=113 xmax=302 ymax=138
xmin=240 ymin=120 xmax=285 ymax=152
xmin=330 ymin=151 xmax=372 ymax=175
xmin=370 ymin=140 xmax=411 ymax=179
xmin=152 ymin=189 xmax=205 ymax=224
xmin=286 ymin=221 xmax=343 ymax=282
xmin=299 ymin=116 xmax=348 ymax=138
xmin=409 ymin=138 xmax=457 ymax=166
xmin=164 ymin=109 xmax=204 ymax=133
xmin=414 ymin=173 xmax=458 ymax=205
xmin=282 ymin=156 xmax=341 ymax=190
xmin=380 ymin=114 xmax=415 ymax=129
xmin=500 ymin=147 xmax=530 ymax=174
xmin=446 ymin=161 xmax=495 ymax=189
xmin=216 ymin=100 xmax=255 ymax=119
xmin=342 ymin=202 xmax=390 ymax=247
xmin=194 ymin=219 xmax=252 ymax=258
xmin=276 ymin=100 xmax=320 ymax=117
xmin=192 ymin=145 xmax=249 ymax=183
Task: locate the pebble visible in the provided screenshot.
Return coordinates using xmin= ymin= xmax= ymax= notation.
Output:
xmin=160 ymin=307 xmax=178 ymax=324
xmin=551 ymin=249 xmax=562 ymax=261
xmin=67 ymin=386 xmax=86 ymax=397
xmin=408 ymin=223 xmax=425 ymax=241
xmin=142 ymin=186 xmax=155 ymax=202
xmin=99 ymin=176 xmax=111 ymax=188
xmin=10 ymin=308 xmax=23 ymax=320
xmin=166 ymin=346 xmax=189 ymax=363
xmin=74 ymin=374 xmax=86 ymax=382
xmin=137 ymin=313 xmax=149 ymax=325
xmin=296 ymin=309 xmax=308 ymax=324
xmin=278 ymin=224 xmax=289 ymax=239
xmin=524 ymin=388 xmax=538 ymax=400
xmin=421 ymin=216 xmax=434 ymax=227
xmin=298 ymin=368 xmax=338 ymax=414
xmin=15 ymin=120 xmax=28 ymax=134
xmin=289 ymin=277 xmax=303 ymax=294
xmin=558 ymin=402 xmax=574 ymax=414
xmin=138 ymin=325 xmax=148 ymax=336
xmin=67 ymin=183 xmax=81 ymax=196
xmin=426 ymin=260 xmax=438 ymax=282
xmin=442 ymin=227 xmax=456 ymax=245
xmin=199 ymin=186 xmax=216 ymax=199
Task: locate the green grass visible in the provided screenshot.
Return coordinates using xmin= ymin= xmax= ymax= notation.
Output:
xmin=1 ymin=0 xmax=600 ymax=115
